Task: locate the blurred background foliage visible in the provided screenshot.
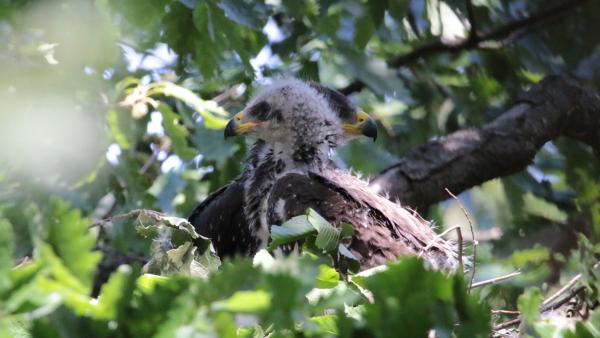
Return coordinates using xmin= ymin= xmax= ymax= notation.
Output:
xmin=1 ymin=0 xmax=600 ymax=336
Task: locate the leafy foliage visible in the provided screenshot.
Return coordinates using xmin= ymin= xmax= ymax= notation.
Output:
xmin=1 ymin=0 xmax=600 ymax=336
xmin=0 ymin=205 xmax=491 ymax=337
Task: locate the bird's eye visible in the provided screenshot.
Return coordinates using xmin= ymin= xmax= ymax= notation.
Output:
xmin=358 ymin=117 xmax=365 ymax=123
xmin=248 ymin=101 xmax=271 ymax=120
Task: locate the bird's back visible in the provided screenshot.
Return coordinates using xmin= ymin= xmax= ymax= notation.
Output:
xmin=267 ymin=170 xmax=459 ymax=271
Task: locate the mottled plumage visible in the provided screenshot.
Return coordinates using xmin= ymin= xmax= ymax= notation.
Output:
xmin=189 ymin=78 xmax=458 ymax=270
xmin=189 ymin=79 xmax=368 ymax=257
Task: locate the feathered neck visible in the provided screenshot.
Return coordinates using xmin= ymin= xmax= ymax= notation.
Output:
xmin=245 ymin=138 xmax=331 ymax=174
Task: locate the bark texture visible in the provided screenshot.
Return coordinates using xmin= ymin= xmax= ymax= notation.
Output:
xmin=370 ymin=75 xmax=600 ymax=211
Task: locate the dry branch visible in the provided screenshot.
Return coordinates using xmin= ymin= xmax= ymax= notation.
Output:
xmin=445 ymin=188 xmax=477 ymax=289
xmin=471 ymin=271 xmax=521 ymax=289
xmin=89 ymin=209 xmax=167 ymax=228
xmin=491 ymin=262 xmax=600 ymax=333
xmin=370 ymin=74 xmax=600 ymax=210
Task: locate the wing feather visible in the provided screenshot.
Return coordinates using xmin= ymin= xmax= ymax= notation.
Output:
xmin=187 ymin=178 xmax=251 ymax=257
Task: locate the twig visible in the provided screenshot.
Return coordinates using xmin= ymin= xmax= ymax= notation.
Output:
xmin=388 ymin=0 xmax=587 ymax=67
xmin=139 ymin=150 xmax=159 ymax=175
xmin=445 ymin=188 xmax=477 ymax=290
xmin=492 ymin=317 xmax=521 ymax=331
xmin=542 ymin=286 xmax=586 ymax=312
xmin=541 ymin=261 xmax=600 ymax=307
xmin=491 ymin=309 xmax=520 ymax=315
xmin=492 ymin=286 xmax=587 ymax=332
xmin=211 ymin=83 xmax=245 ymax=103
xmin=139 ymin=138 xmax=171 ymax=175
xmin=117 ymin=41 xmax=170 ymax=69
xmin=89 ymin=209 xmax=166 ymax=228
xmin=492 ymin=262 xmax=600 ymax=332
xmin=541 ymin=272 xmax=584 ymax=307
xmin=419 ymin=225 xmax=463 ymax=270
xmin=471 ymin=271 xmax=521 ymax=289
xmin=339 ymin=0 xmax=589 ymax=95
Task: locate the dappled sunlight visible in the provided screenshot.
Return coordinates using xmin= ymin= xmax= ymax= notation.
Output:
xmin=1 ymin=0 xmax=599 ymax=337
xmin=0 ymin=0 xmax=117 ymax=183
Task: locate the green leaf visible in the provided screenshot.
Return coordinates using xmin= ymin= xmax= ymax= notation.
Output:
xmin=0 ymin=317 xmax=29 ymax=338
xmin=43 ymin=198 xmax=101 ymax=289
xmin=263 ymin=273 xmax=304 ymax=330
xmin=338 ymin=244 xmax=357 ymax=260
xmin=133 ymin=210 xmax=219 ymax=276
xmin=367 ymin=0 xmax=387 ymax=28
xmin=310 ymin=315 xmax=339 ymax=335
xmin=522 ymin=192 xmax=568 ymax=223
xmin=213 ymin=312 xmax=238 ymax=338
xmin=306 ymin=208 xmax=331 ymax=232
xmin=307 ymin=209 xmax=340 ymax=253
xmin=191 ymin=127 xmax=240 ymax=167
xmin=510 ymin=246 xmax=549 ymax=267
xmin=338 ymin=47 xmax=411 ymax=99
xmin=216 ymin=0 xmax=268 ymax=29
xmin=518 ymin=287 xmax=542 ymax=326
xmin=237 ymin=324 xmax=266 ymax=338
xmin=269 ymin=215 xmax=316 ymax=250
xmin=363 ymin=257 xmax=489 ymax=337
xmin=578 ymin=309 xmax=600 ymax=337
xmin=190 ymin=1 xmax=265 ymax=79
xmin=107 ymin=0 xmax=169 ymax=31
xmin=136 ymin=273 xmax=169 ymax=293
xmin=154 ymin=82 xmax=230 ymax=128
xmin=315 ymin=228 xmax=341 ymax=253
xmin=205 ymin=260 xmax=262 ymax=302
xmin=315 ymin=264 xmax=340 ymax=289
xmin=0 ymin=219 xmax=14 ymax=289
xmin=157 ymin=103 xmax=197 ymax=161
xmin=215 ymin=290 xmax=272 ymax=313
xmin=36 ymin=241 xmax=88 ymax=294
xmin=281 ymin=0 xmax=319 ymax=20
xmin=388 ymin=0 xmax=410 ymax=22
xmin=106 ymin=107 xmax=143 ymax=150
xmin=1 ymin=260 xmax=45 ymax=315
xmin=340 ymin=222 xmax=355 ymax=237
xmin=151 ymin=290 xmax=211 ymax=338
xmin=94 ymin=265 xmax=136 ymax=320
xmin=354 ymin=11 xmax=375 ymax=49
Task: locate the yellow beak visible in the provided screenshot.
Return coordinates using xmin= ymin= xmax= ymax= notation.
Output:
xmin=224 ymin=111 xmax=261 ymax=138
xmin=341 ymin=111 xmax=378 ymax=141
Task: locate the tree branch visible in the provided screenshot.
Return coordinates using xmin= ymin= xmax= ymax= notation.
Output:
xmin=370 ymin=75 xmax=600 ymax=210
xmin=339 ymin=0 xmax=589 ymax=95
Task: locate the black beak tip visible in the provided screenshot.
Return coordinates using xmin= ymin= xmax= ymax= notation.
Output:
xmin=224 ymin=119 xmax=237 ymax=139
xmin=362 ymin=120 xmax=378 ymax=142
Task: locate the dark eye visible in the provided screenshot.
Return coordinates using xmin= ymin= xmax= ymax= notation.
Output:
xmin=248 ymin=101 xmax=271 ymax=120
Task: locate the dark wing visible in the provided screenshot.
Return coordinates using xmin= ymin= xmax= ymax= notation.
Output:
xmin=187 ymin=178 xmax=252 ymax=258
xmin=266 ymin=172 xmax=414 ymax=268
xmin=187 ymin=141 xmax=269 ymax=258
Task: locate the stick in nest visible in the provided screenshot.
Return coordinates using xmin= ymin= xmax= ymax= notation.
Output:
xmin=471 ymin=270 xmax=522 ymax=289
xmin=445 ymin=188 xmax=477 ymax=290
xmin=491 ymin=263 xmax=600 ymax=332
xmin=418 ymin=225 xmax=463 ymax=271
